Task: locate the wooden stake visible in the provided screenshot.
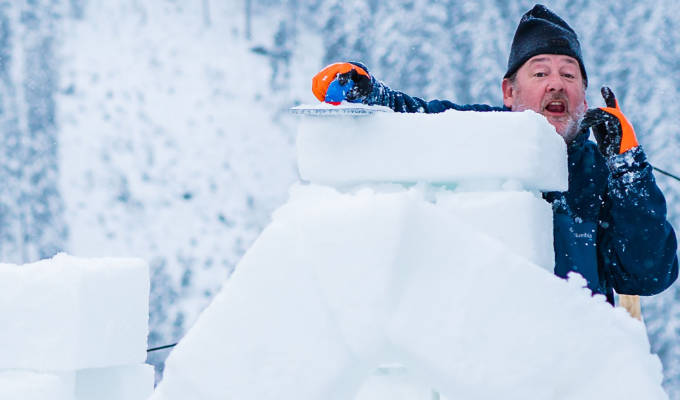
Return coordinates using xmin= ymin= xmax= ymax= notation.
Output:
xmin=619 ymin=294 xmax=642 ymax=321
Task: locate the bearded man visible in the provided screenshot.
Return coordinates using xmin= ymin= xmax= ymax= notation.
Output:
xmin=310 ymin=4 xmax=678 ymax=305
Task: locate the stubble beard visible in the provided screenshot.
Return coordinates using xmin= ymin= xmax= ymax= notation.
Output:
xmin=559 ymin=113 xmax=584 ymax=143
xmin=545 ymin=110 xmax=584 ymax=143
xmin=513 ymin=95 xmax=585 ymax=144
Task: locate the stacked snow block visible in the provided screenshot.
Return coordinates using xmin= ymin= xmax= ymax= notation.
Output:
xmin=152 ymin=107 xmax=667 ymax=400
xmin=0 ymin=253 xmax=154 ymax=400
xmin=296 ymin=108 xmax=563 ymax=271
xmin=296 ymin=109 xmax=568 ymax=192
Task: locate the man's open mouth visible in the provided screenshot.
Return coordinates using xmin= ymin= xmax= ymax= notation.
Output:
xmin=544 ymin=101 xmax=566 ymax=114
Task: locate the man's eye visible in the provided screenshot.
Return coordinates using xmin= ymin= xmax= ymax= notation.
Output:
xmin=562 ymin=73 xmax=575 ymax=79
xmin=534 ymin=72 xmax=546 ymax=77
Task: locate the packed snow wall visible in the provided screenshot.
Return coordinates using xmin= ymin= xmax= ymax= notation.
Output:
xmin=151 ymin=107 xmax=666 ymax=400
xmin=0 ymin=254 xmax=154 ymax=400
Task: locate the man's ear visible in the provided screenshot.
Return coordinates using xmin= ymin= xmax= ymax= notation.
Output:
xmin=502 ymin=78 xmax=514 ymax=109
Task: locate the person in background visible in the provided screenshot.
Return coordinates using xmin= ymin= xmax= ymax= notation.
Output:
xmin=310 ymin=4 xmax=678 ymax=306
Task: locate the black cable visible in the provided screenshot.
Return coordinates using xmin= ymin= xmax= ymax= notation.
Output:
xmin=147 ymin=343 xmax=178 ymax=353
xmin=653 ymin=166 xmax=680 ymax=183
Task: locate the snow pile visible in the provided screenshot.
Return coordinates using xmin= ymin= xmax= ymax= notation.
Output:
xmin=297 ymin=109 xmax=568 ymax=191
xmin=0 ymin=254 xmax=154 ymax=400
xmin=151 ymin=109 xmax=666 ymax=399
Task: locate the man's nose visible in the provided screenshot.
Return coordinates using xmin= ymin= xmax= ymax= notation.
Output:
xmin=546 ymin=72 xmax=565 ymax=92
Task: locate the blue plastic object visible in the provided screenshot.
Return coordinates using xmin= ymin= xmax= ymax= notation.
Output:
xmin=324 ymin=78 xmax=355 ymax=105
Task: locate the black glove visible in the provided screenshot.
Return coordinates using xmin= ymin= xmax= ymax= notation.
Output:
xmin=579 ymin=87 xmax=638 ymax=157
xmin=336 ymin=64 xmax=373 ymax=101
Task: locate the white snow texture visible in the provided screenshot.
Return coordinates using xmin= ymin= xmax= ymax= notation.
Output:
xmin=297 ymin=108 xmax=568 ymax=191
xmin=152 ymin=109 xmax=667 ymax=399
xmin=0 ymin=254 xmax=154 ymax=400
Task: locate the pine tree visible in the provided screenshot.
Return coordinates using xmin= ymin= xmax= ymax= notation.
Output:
xmin=0 ymin=2 xmax=24 ymax=261
xmin=0 ymin=0 xmax=66 ymax=263
xmin=635 ymin=1 xmax=680 ymax=397
xmin=319 ymin=0 xmax=377 ymax=67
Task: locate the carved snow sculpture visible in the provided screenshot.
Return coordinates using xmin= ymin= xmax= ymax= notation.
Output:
xmin=151 ymin=106 xmax=667 ymax=400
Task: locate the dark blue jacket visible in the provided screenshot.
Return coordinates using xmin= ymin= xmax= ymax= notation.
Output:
xmin=364 ymin=81 xmax=679 ymax=304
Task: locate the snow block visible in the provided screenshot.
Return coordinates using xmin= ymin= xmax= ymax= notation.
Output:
xmin=276 ymin=185 xmax=412 ymax=359
xmin=387 ymin=201 xmax=666 ymax=400
xmin=153 ymin=184 xmax=666 ymax=399
xmin=0 ymin=370 xmax=75 ymax=400
xmin=75 ymin=364 xmax=154 ymax=400
xmin=0 ymin=254 xmax=150 ymax=371
xmin=0 ymin=365 xmax=153 ymax=400
xmin=297 ymin=109 xmax=568 ymax=191
xmin=436 ymin=190 xmax=554 ymax=270
xmin=151 ymin=194 xmax=363 ymax=400
xmin=153 ymin=185 xmax=432 ymax=400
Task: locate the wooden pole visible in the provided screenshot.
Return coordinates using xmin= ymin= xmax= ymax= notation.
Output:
xmin=619 ymin=294 xmax=642 ymax=321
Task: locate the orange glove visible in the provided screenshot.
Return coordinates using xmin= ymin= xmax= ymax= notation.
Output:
xmin=312 ymin=62 xmax=372 ymax=104
xmin=581 ymin=87 xmax=639 ymax=156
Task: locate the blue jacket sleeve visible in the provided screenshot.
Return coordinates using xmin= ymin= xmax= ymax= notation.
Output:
xmin=598 ymin=146 xmax=679 ymax=295
xmin=363 ymin=78 xmax=506 ymax=113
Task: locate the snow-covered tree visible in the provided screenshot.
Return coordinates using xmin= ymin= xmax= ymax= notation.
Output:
xmin=0 ymin=0 xmax=66 ymax=263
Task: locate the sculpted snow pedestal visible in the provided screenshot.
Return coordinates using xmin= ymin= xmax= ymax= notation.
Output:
xmin=151 ymin=106 xmax=666 ymax=400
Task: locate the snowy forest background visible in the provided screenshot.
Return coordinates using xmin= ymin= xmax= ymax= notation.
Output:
xmin=1 ymin=0 xmax=680 ymax=396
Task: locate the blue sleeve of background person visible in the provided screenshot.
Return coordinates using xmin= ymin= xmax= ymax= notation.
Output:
xmin=363 ymin=77 xmax=507 ymax=113
xmin=598 ymin=146 xmax=679 ymax=295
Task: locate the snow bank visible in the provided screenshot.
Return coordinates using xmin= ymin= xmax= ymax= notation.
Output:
xmin=297 ymin=108 xmax=568 ymax=191
xmin=152 ymin=184 xmax=666 ymax=400
xmin=0 ymin=254 xmax=153 ymax=400
xmin=0 ymin=253 xmax=149 ymax=370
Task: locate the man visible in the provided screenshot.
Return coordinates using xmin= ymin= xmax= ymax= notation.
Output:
xmin=310 ymin=4 xmax=678 ymax=305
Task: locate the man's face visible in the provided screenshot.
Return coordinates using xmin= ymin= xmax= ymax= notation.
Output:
xmin=502 ymin=54 xmax=587 ymax=142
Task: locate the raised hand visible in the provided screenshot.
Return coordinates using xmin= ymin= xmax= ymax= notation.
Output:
xmin=580 ymin=87 xmax=638 ymax=157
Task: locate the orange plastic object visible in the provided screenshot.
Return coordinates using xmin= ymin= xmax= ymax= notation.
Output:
xmin=311 ymin=62 xmax=369 ymax=102
xmin=601 ymin=99 xmax=638 ymax=154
